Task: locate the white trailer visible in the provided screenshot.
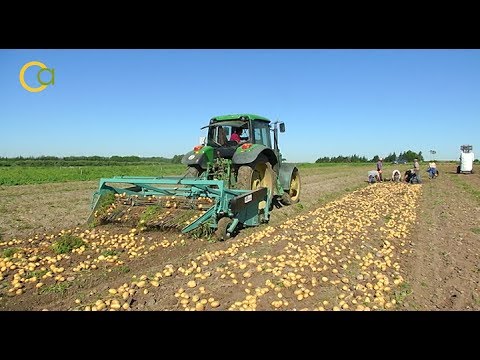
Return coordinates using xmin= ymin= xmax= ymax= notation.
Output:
xmin=457 ymin=145 xmax=474 ymax=174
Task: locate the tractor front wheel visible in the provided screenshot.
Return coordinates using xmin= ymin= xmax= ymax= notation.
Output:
xmin=185 ymin=166 xmax=203 ymax=178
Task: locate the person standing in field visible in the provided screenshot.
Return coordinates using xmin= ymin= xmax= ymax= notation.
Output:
xmin=376 ymin=157 xmax=383 ymax=181
xmin=428 ymin=160 xmax=437 ymax=179
xmin=413 ymin=158 xmax=422 ymax=183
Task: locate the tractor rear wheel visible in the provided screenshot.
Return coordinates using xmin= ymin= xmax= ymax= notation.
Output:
xmin=456 ymin=165 xmax=461 ymax=174
xmin=280 ymin=168 xmax=301 ymax=205
xmin=236 ymin=158 xmax=275 ymax=201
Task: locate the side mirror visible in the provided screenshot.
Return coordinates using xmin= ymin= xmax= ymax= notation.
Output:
xmin=199 ymin=136 xmax=206 ymax=145
xmin=279 ymin=122 xmax=285 ymax=133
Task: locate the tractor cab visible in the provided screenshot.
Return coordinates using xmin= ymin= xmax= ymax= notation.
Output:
xmin=203 ymin=114 xmax=276 ymax=160
xmin=181 ymin=113 xmax=299 ymax=206
xmin=204 ymin=119 xmax=250 ymax=159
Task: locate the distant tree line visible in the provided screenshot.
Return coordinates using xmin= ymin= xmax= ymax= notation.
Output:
xmin=315 ymin=150 xmax=424 ymax=163
xmin=0 ymin=155 xmax=185 ymax=167
xmin=315 ymin=154 xmax=368 ymax=163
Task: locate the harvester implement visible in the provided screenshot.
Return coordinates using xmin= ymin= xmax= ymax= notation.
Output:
xmin=88 ymin=176 xmax=270 ymax=240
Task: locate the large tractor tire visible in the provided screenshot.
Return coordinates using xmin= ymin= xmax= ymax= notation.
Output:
xmin=185 ymin=166 xmax=203 ymax=178
xmin=236 ymin=155 xmax=275 ymax=201
xmin=456 ymin=165 xmax=461 ymax=174
xmin=280 ymin=168 xmax=301 ymax=205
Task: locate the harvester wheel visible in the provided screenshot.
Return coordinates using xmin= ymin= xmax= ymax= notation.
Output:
xmin=456 ymin=165 xmax=461 ymax=174
xmin=280 ymin=168 xmax=301 ymax=205
xmin=236 ymin=158 xmax=275 ymax=201
xmin=215 ymin=217 xmax=233 ymax=241
xmin=185 ymin=166 xmax=203 ymax=178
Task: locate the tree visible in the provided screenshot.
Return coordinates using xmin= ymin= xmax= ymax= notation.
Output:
xmin=406 ymin=150 xmax=423 ymax=162
xmin=315 ymin=150 xmax=424 ymax=163
xmin=315 ymin=154 xmax=368 ymax=163
xmin=171 ymin=154 xmax=184 ymax=164
xmin=384 ymin=152 xmax=396 ymax=163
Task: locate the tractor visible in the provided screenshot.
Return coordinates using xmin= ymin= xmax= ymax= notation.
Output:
xmin=89 ymin=114 xmax=301 ymax=241
xmin=182 ymin=114 xmax=300 ymax=206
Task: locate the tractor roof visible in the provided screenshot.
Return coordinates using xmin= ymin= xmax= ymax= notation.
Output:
xmin=211 ymin=114 xmax=271 ymax=123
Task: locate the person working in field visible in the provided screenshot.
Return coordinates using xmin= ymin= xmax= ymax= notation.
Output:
xmin=230 ymin=127 xmax=242 ymax=143
xmin=392 ymin=169 xmax=401 ymax=182
xmin=376 ymin=157 xmax=383 ymax=181
xmin=413 ymin=158 xmax=422 ymax=183
xmin=367 ymin=170 xmax=380 ymax=183
xmin=427 ymin=160 xmax=438 ymax=179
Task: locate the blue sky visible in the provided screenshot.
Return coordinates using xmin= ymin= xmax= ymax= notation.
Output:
xmin=1 ymin=49 xmax=479 ymax=162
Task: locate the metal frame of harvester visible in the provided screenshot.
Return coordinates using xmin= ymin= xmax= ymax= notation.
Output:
xmin=89 ymin=176 xmax=270 ymax=239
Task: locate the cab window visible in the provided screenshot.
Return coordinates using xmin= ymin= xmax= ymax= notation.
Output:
xmin=253 ymin=122 xmax=271 ymax=147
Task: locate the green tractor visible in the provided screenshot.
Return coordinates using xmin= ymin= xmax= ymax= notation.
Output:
xmin=181 ymin=114 xmax=301 ymax=206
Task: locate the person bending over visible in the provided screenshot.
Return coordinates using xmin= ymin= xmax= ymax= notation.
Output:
xmin=392 ymin=169 xmax=401 ymax=182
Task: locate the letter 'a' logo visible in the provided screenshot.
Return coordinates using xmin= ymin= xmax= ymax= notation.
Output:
xmin=19 ymin=61 xmax=55 ymax=92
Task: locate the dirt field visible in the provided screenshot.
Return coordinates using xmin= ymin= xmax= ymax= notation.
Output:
xmin=0 ymin=164 xmax=478 ymax=311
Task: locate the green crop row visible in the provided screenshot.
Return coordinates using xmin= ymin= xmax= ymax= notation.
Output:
xmin=0 ymin=164 xmax=187 ymax=186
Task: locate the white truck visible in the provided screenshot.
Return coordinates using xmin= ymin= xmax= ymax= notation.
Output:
xmin=456 ymin=145 xmax=474 ymax=174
